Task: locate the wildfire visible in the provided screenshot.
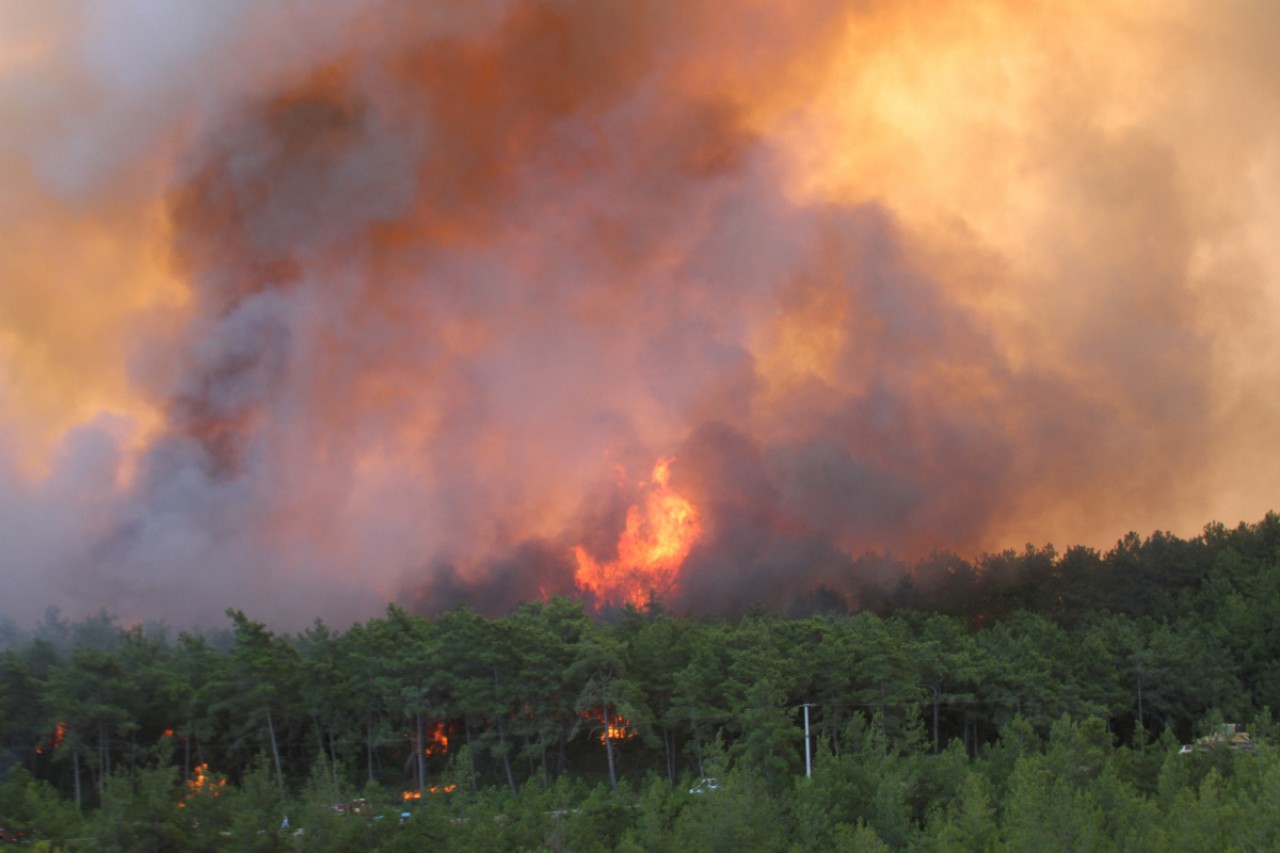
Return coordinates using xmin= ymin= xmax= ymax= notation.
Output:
xmin=581 ymin=707 xmax=634 ymax=745
xmin=402 ymin=784 xmax=455 ymax=802
xmin=179 ymin=763 xmax=227 ymax=807
xmin=573 ymin=458 xmax=701 ymax=608
xmin=35 ymin=721 xmax=67 ymax=755
xmin=429 ymin=722 xmax=449 ymax=754
xmin=414 ymin=721 xmax=449 ymax=756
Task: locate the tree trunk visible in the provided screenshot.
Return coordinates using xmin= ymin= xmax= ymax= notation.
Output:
xmin=366 ymin=720 xmax=375 ymax=785
xmin=415 ymin=713 xmax=427 ymax=796
xmin=1137 ymin=681 xmax=1146 ymax=751
xmin=314 ymin=718 xmax=335 ymax=796
xmin=932 ymin=684 xmax=942 ymax=755
xmin=465 ymin=718 xmax=478 ymax=792
xmin=497 ymin=720 xmax=517 ymax=794
xmin=604 ymin=721 xmax=617 ymax=790
xmin=664 ymin=727 xmax=675 ymax=785
xmin=329 ymin=729 xmax=340 ymax=790
xmin=266 ymin=707 xmax=286 ymax=802
xmin=98 ymin=721 xmax=108 ymax=798
xmin=73 ymin=743 xmax=82 ymax=810
xmin=558 ymin=730 xmax=568 ymax=777
xmin=880 ymin=703 xmax=889 ymax=750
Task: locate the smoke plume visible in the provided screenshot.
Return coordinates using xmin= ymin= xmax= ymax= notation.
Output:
xmin=2 ymin=0 xmax=1278 ymax=626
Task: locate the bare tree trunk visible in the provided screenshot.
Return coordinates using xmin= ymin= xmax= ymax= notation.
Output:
xmin=465 ymin=718 xmax=479 ymax=792
xmin=266 ymin=707 xmax=286 ymax=802
xmin=558 ymin=730 xmax=568 ymax=777
xmin=932 ymin=684 xmax=941 ymax=755
xmin=497 ymin=720 xmax=517 ymax=794
xmin=664 ymin=727 xmax=675 ymax=785
xmin=98 ymin=721 xmax=108 ymax=798
xmin=604 ymin=723 xmax=617 ymax=790
xmin=73 ymin=743 xmax=82 ymax=810
xmin=329 ymin=730 xmax=340 ymax=790
xmin=415 ymin=713 xmax=427 ymax=796
xmin=366 ymin=720 xmax=375 ymax=785
xmin=1137 ymin=681 xmax=1146 ymax=751
xmin=314 ymin=718 xmax=335 ymax=796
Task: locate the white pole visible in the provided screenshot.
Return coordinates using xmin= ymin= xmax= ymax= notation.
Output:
xmin=803 ymin=703 xmax=812 ymax=778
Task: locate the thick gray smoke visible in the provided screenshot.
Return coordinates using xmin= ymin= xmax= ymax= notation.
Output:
xmin=1 ymin=1 xmax=1278 ymax=626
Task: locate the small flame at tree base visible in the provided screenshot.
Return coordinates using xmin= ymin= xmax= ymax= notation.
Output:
xmin=573 ymin=458 xmax=701 ymax=609
xmin=403 ymin=785 xmax=456 ymax=801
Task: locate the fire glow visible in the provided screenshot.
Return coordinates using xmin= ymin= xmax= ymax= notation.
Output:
xmin=580 ymin=707 xmax=635 ymax=745
xmin=573 ymin=459 xmax=701 ymax=609
xmin=34 ymin=721 xmax=67 ymax=755
xmin=3 ymin=2 xmax=1280 ymax=628
xmin=421 ymin=722 xmax=448 ymax=756
xmin=178 ymin=763 xmax=227 ymax=807
xmin=403 ymin=784 xmax=456 ymax=801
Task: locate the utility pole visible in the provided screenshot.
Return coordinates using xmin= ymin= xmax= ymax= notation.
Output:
xmin=802 ymin=703 xmax=812 ymax=778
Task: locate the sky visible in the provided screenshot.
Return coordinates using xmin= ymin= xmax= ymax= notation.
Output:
xmin=1 ymin=0 xmax=1278 ymax=629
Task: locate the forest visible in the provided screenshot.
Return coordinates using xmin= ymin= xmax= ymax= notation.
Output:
xmin=2 ymin=513 xmax=1280 ymax=851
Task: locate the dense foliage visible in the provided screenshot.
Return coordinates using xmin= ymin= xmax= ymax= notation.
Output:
xmin=2 ymin=513 xmax=1279 ymax=850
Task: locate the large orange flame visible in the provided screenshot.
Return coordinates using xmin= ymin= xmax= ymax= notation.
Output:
xmin=573 ymin=458 xmax=701 ymax=608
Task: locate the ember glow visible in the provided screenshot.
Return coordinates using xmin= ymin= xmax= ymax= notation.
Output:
xmin=573 ymin=458 xmax=701 ymax=609
xmin=2 ymin=2 xmax=1280 ymax=625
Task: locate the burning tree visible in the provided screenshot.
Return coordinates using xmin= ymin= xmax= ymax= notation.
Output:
xmin=573 ymin=458 xmax=702 ymax=610
xmin=571 ymin=632 xmax=647 ymax=790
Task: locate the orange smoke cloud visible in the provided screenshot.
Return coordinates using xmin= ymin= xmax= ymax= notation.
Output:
xmin=1 ymin=1 xmax=1279 ymax=625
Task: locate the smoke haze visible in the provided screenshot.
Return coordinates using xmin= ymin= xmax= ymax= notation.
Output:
xmin=2 ymin=0 xmax=1278 ymax=626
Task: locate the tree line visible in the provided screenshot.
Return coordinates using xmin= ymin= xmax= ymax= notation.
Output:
xmin=1 ymin=513 xmax=1279 ymax=850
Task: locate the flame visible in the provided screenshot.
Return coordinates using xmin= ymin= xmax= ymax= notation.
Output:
xmin=36 ymin=720 xmax=67 ymax=755
xmin=179 ymin=762 xmax=227 ymax=807
xmin=580 ymin=707 xmax=634 ymax=745
xmin=573 ymin=458 xmax=701 ymax=608
xmin=417 ymin=721 xmax=449 ymax=756
xmin=187 ymin=763 xmax=226 ymax=794
xmin=403 ymin=784 xmax=455 ymax=801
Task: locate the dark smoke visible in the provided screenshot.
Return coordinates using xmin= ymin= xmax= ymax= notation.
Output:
xmin=1 ymin=1 xmax=1276 ymax=627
